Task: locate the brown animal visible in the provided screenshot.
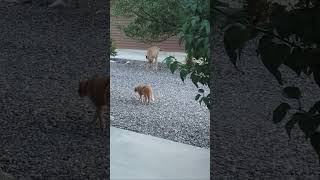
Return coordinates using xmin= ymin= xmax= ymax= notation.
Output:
xmin=78 ymin=75 xmax=110 ymax=129
xmin=146 ymin=46 xmax=160 ymax=71
xmin=134 ymin=84 xmax=154 ymax=104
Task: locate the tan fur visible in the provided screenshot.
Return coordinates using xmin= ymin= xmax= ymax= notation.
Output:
xmin=78 ymin=75 xmax=110 ymax=129
xmin=146 ymin=46 xmax=160 ymax=71
xmin=134 ymin=84 xmax=154 ymax=104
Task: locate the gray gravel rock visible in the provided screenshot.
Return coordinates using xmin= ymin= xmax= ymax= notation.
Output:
xmin=0 ymin=2 xmax=108 ymax=179
xmin=110 ymin=59 xmax=210 ymax=148
xmin=211 ymin=31 xmax=320 ymax=179
xmin=0 ymin=170 xmax=15 ymax=180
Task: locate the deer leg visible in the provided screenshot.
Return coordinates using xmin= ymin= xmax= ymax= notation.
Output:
xmin=97 ymin=106 xmax=105 ymax=130
xmin=155 ymin=57 xmax=158 ymax=71
xmin=92 ymin=110 xmax=98 ymax=124
xmin=147 ymin=96 xmax=150 ymax=104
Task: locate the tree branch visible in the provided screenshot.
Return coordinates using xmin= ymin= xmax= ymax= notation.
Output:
xmin=213 ymin=6 xmax=302 ymax=48
xmin=214 ymin=6 xmax=231 ymax=17
xmin=139 ymin=8 xmax=179 ymax=28
xmin=253 ymin=26 xmax=301 ymax=48
xmin=123 ymin=8 xmax=179 ymax=43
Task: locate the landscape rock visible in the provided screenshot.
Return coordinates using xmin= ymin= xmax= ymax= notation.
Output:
xmin=0 ymin=2 xmax=108 ymax=179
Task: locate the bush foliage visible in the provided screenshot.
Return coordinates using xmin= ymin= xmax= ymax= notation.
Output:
xmin=217 ymin=0 xmax=320 ymax=161
xmin=110 ymin=39 xmax=117 ymax=57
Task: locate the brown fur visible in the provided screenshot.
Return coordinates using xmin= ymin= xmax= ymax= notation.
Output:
xmin=134 ymin=84 xmax=154 ymax=104
xmin=78 ymin=75 xmax=110 ymax=129
xmin=145 ymin=46 xmax=160 ymax=71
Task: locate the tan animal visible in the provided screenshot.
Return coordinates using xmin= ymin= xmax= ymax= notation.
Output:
xmin=78 ymin=75 xmax=110 ymax=129
xmin=146 ymin=46 xmax=160 ymax=71
xmin=134 ymin=84 xmax=154 ymax=104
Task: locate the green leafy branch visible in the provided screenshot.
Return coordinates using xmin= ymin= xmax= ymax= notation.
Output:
xmin=163 ymin=56 xmax=210 ymax=108
xmin=110 ymin=39 xmax=117 ymax=57
xmin=273 ymin=86 xmax=320 ymax=162
xmin=163 ymin=0 xmax=210 ymax=108
xmin=219 ymin=0 xmax=320 ymax=162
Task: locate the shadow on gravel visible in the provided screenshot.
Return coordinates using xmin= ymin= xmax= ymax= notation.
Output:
xmin=0 ymin=3 xmax=108 ymax=179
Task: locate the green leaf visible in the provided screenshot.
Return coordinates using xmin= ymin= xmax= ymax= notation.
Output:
xmin=169 ymin=61 xmax=179 ymax=74
xmin=191 ymin=16 xmax=200 ymax=27
xmin=177 ymin=32 xmax=184 ymax=44
xmin=302 ymin=67 xmax=312 ymax=76
xmin=282 ymin=86 xmax=302 ymax=99
xmin=298 ymin=114 xmax=320 ymax=139
xmin=202 ymin=20 xmax=210 ymax=34
xmin=309 ymin=101 xmax=320 ymax=115
xmin=310 ymin=132 xmax=320 ymax=162
xmin=182 ymin=22 xmax=190 ymax=33
xmin=179 ymin=68 xmax=189 ymax=82
xmin=202 ymin=96 xmax=209 ymax=105
xmin=284 ymin=48 xmax=305 ymax=76
xmin=270 ymin=6 xmax=292 ymax=38
xmin=285 ymin=113 xmax=304 ymax=138
xmin=313 ymin=66 xmax=320 ymax=89
xmin=195 ymin=94 xmax=201 ymax=101
xmin=272 ymin=103 xmax=291 ymax=124
xmin=199 ymin=96 xmax=204 ymax=105
xmin=191 ymin=72 xmax=200 ymax=88
xmin=224 ymin=23 xmax=250 ymax=69
xmin=198 ymin=89 xmax=204 ymax=93
xmin=164 ymin=56 xmax=175 ymax=67
xmin=258 ymin=36 xmax=291 ymax=85
xmin=190 ymin=3 xmax=197 ymax=11
xmin=264 ymin=64 xmax=283 ymax=85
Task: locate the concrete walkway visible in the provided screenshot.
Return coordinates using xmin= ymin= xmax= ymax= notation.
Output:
xmin=110 ymin=127 xmax=210 ymax=180
xmin=111 ymin=48 xmax=187 ymax=63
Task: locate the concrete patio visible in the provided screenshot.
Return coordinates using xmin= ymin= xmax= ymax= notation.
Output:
xmin=110 ymin=127 xmax=210 ymax=180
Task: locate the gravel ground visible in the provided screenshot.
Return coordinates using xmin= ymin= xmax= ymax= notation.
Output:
xmin=110 ymin=59 xmax=210 ymax=148
xmin=211 ymin=31 xmax=320 ymax=179
xmin=0 ymin=3 xmax=108 ymax=179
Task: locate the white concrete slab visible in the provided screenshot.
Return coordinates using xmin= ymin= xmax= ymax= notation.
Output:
xmin=111 ymin=49 xmax=187 ymax=63
xmin=110 ymin=127 xmax=210 ymax=180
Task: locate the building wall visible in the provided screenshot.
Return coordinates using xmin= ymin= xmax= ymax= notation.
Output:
xmin=110 ymin=16 xmax=185 ymax=52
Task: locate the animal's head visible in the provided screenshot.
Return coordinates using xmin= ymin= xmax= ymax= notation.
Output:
xmin=145 ymin=55 xmax=153 ymax=63
xmin=134 ymin=85 xmax=142 ymax=93
xmin=134 ymin=86 xmax=139 ymax=93
xmin=78 ymin=80 xmax=89 ymax=97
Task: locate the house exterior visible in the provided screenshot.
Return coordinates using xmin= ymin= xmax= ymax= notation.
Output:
xmin=110 ymin=16 xmax=185 ymax=52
